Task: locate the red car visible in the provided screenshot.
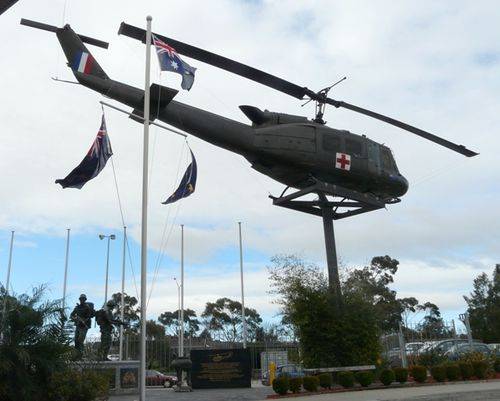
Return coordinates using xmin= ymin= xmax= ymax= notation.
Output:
xmin=145 ymin=370 xmax=177 ymax=388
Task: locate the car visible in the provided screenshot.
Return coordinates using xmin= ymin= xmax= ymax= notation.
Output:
xmin=418 ymin=339 xmax=476 ymax=356
xmin=405 ymin=342 xmax=424 ymax=355
xmin=488 ymin=343 xmax=500 ymax=357
xmin=145 ymin=370 xmax=177 ymax=388
xmin=276 ymin=364 xmax=304 ymax=379
xmin=445 ymin=343 xmax=491 ymax=361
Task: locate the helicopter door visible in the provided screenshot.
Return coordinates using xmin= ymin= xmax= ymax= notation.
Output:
xmin=367 ymin=141 xmax=381 ymax=175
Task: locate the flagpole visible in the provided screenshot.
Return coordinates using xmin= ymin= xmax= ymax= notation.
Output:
xmin=119 ymin=226 xmax=126 ymax=361
xmin=139 ymin=15 xmax=152 ymax=401
xmin=1 ymin=231 xmax=14 ymax=339
xmin=62 ymin=228 xmax=70 ymax=312
xmin=238 ymin=222 xmax=247 ymax=348
xmin=180 ymin=224 xmax=184 ymax=358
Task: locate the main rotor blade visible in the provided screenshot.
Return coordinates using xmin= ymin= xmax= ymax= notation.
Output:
xmin=0 ymin=0 xmax=18 ymax=15
xmin=118 ymin=22 xmax=311 ymax=100
xmin=326 ymin=98 xmax=478 ymax=157
xmin=118 ymin=22 xmax=477 ymax=158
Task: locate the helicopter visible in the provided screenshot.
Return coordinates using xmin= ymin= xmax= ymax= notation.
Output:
xmin=21 ymin=19 xmax=478 ymax=205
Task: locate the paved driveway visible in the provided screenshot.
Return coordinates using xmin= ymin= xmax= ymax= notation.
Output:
xmin=110 ymin=380 xmax=500 ymax=401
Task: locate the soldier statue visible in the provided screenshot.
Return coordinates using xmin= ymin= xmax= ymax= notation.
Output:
xmin=69 ymin=294 xmax=95 ymax=358
xmin=96 ymin=299 xmax=125 ymax=361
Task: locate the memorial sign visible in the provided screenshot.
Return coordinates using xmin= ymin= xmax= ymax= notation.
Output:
xmin=190 ymin=348 xmax=251 ymax=389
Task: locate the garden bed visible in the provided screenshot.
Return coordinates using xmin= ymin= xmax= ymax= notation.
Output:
xmin=267 ymin=374 xmax=500 ymax=399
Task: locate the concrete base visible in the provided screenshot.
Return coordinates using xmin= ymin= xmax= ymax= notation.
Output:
xmin=71 ymin=360 xmax=140 ymax=395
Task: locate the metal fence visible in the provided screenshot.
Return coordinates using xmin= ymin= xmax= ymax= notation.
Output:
xmin=84 ymin=334 xmax=300 ymax=375
xmin=380 ymin=320 xmax=469 ymax=367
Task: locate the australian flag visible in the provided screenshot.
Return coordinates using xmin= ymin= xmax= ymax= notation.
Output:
xmin=55 ymin=115 xmax=113 ymax=189
xmin=153 ymin=35 xmax=196 ymax=90
xmin=162 ymin=149 xmax=197 ymax=204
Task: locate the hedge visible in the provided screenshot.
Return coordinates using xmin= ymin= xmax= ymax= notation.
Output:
xmin=459 ymin=362 xmax=474 ymax=380
xmin=355 ymin=371 xmax=374 ymax=387
xmin=394 ymin=367 xmax=408 ymax=383
xmin=410 ymin=365 xmax=427 ymax=383
xmin=318 ymin=373 xmax=332 ymax=389
xmin=337 ymin=371 xmax=355 ymax=388
xmin=289 ymin=377 xmax=302 ymax=393
xmin=272 ymin=376 xmax=289 ymax=395
xmin=379 ymin=369 xmax=395 ymax=386
xmin=303 ymin=376 xmax=319 ymax=392
xmin=430 ymin=365 xmax=446 ymax=382
xmin=472 ymin=360 xmax=489 ymax=379
xmin=446 ymin=364 xmax=460 ymax=381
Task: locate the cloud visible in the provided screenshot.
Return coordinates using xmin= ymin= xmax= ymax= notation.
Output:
xmin=0 ymin=1 xmax=499 ymax=317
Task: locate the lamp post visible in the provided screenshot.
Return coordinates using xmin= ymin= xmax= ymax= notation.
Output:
xmin=173 ymin=277 xmax=181 ymax=356
xmin=99 ymin=233 xmax=116 ymax=305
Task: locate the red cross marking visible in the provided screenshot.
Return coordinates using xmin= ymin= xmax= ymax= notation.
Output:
xmin=336 ymin=153 xmax=351 ymax=170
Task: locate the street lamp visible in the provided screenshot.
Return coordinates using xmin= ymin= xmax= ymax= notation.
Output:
xmin=99 ymin=233 xmax=116 ymax=305
xmin=173 ymin=277 xmax=181 ymax=356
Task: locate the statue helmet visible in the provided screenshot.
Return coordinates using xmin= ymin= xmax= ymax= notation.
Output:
xmin=79 ymin=294 xmax=87 ymax=300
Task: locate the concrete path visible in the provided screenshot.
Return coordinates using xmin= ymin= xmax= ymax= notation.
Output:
xmin=110 ymin=380 xmax=500 ymax=401
xmin=285 ymin=380 xmax=500 ymax=401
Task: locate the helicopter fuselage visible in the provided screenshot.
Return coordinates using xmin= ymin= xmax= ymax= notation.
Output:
xmin=159 ymin=101 xmax=409 ymax=200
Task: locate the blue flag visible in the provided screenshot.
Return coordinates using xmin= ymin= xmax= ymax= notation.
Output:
xmin=55 ymin=115 xmax=113 ymax=189
xmin=153 ymin=35 xmax=196 ymax=90
xmin=162 ymin=150 xmax=197 ymax=204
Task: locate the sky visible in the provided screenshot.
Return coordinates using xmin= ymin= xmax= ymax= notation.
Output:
xmin=0 ymin=1 xmax=499 ymax=333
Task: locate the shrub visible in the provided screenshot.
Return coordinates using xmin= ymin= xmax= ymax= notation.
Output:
xmin=337 ymin=371 xmax=354 ymax=388
xmin=430 ymin=365 xmax=446 ymax=382
xmin=303 ymin=376 xmax=319 ymax=392
xmin=459 ymin=362 xmax=474 ymax=380
xmin=289 ymin=377 xmax=302 ymax=393
xmin=48 ymin=369 xmax=110 ymax=401
xmin=472 ymin=360 xmax=488 ymax=379
xmin=417 ymin=351 xmax=447 ymax=368
xmin=410 ymin=365 xmax=427 ymax=383
xmin=355 ymin=371 xmax=374 ymax=387
xmin=494 ymin=358 xmax=500 ymax=373
xmin=379 ymin=369 xmax=395 ymax=386
xmin=394 ymin=367 xmax=408 ymax=383
xmin=268 ymin=255 xmax=381 ymax=368
xmin=318 ymin=373 xmax=332 ymax=389
xmin=272 ymin=376 xmax=289 ymax=395
xmin=446 ymin=364 xmax=460 ymax=381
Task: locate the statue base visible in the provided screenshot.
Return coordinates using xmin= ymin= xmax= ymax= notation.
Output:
xmin=70 ymin=360 xmax=140 ymax=395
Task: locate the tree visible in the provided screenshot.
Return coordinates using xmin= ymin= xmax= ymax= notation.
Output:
xmin=343 ymin=255 xmax=403 ymax=332
xmin=146 ymin=320 xmax=165 ymax=340
xmin=158 ymin=309 xmax=200 ymax=337
xmin=464 ymin=265 xmax=500 ymax=342
xmin=110 ymin=292 xmax=140 ymax=335
xmin=399 ymin=297 xmax=419 ymax=328
xmin=268 ymin=255 xmax=380 ymax=367
xmin=0 ymin=285 xmax=73 ymax=401
xmin=417 ymin=302 xmax=451 ymax=338
xmin=201 ymin=297 xmax=262 ymax=342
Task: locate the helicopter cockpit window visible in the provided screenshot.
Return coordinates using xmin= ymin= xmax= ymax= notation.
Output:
xmin=381 ymin=147 xmax=395 ymax=172
xmin=322 ymin=135 xmax=341 ymax=152
xmin=346 ymin=139 xmax=363 ymax=157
